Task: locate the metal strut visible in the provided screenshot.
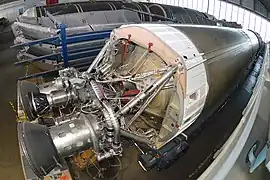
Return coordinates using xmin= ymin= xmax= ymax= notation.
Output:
xmin=117 ymin=64 xmax=181 ymax=116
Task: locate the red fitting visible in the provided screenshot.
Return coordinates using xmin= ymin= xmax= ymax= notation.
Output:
xmin=128 ymin=34 xmax=131 ymax=43
xmin=122 ymin=89 xmax=140 ymax=104
xmin=148 ymin=42 xmax=153 ymax=53
xmin=46 ymin=0 xmax=58 ymax=5
xmin=123 ymin=34 xmax=132 ymax=62
xmin=123 ymin=89 xmax=140 ymax=97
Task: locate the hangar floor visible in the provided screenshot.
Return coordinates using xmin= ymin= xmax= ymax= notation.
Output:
xmin=0 ymin=28 xmax=24 ymax=179
xmin=0 ymin=27 xmax=269 ymax=180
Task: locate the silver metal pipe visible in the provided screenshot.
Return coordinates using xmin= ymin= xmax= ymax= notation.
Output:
xmin=87 ymin=38 xmax=121 ymax=74
xmin=86 ymin=41 xmax=111 ymax=73
xmin=97 ymin=149 xmax=114 ymax=161
xmin=96 ymin=67 xmax=170 ymax=83
xmin=102 ymin=100 xmax=120 ymax=146
xmin=90 ymin=80 xmax=105 ymax=101
xmin=120 ymin=129 xmax=153 ymax=145
xmin=91 ymin=80 xmax=120 ymax=146
xmin=102 ymin=109 xmax=114 ymax=143
xmin=125 ymin=78 xmax=169 ymax=128
xmin=45 ymin=11 xmax=62 ymax=28
xmin=65 ymin=26 xmax=93 ymax=35
xmin=13 ymin=22 xmax=58 ymax=38
xmin=118 ymin=64 xmax=180 ymax=116
xmin=14 ymin=36 xmax=104 ymax=56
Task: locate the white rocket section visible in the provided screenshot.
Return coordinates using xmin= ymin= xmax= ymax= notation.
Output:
xmin=121 ymin=24 xmax=209 ymax=126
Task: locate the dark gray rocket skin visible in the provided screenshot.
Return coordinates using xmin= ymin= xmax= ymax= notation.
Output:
xmin=171 ymin=24 xmax=262 ymax=118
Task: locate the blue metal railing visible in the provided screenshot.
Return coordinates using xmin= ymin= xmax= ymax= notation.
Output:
xmin=12 ymin=28 xmax=111 ymax=66
xmin=12 ymin=18 xmax=111 ymax=79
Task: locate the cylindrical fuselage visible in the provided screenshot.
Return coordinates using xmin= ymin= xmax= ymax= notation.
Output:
xmin=16 ymin=24 xmax=263 ymax=178
xmin=112 ymin=24 xmax=263 ymax=147
xmin=171 ymin=25 xmax=261 ymax=113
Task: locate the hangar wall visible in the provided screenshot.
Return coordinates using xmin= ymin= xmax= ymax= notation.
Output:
xmin=150 ymin=0 xmax=270 ymax=42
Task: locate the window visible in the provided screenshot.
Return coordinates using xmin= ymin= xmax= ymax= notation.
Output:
xmin=219 ymin=1 xmax=227 ymax=20
xmin=193 ymin=0 xmax=198 ymax=10
xmin=260 ymin=19 xmax=267 ymax=41
xmin=225 ymin=3 xmax=233 ymax=21
xmin=208 ymin=0 xmax=215 ymax=15
xmin=187 ymin=0 xmax=193 ymax=8
xmin=254 ymin=15 xmax=262 ymax=34
xmin=243 ymin=10 xmax=250 ymax=29
xmin=214 ymin=0 xmax=221 ymax=19
xmin=202 ymin=0 xmax=208 ymax=12
xmin=178 ymin=0 xmax=184 ymax=7
xmin=237 ymin=7 xmax=244 ymax=25
xmin=197 ymin=0 xmax=203 ymax=11
xmin=231 ymin=5 xmax=238 ymax=22
xmin=183 ymin=0 xmax=188 ymax=7
xmin=249 ymin=12 xmax=256 ymax=31
xmin=266 ymin=22 xmax=270 ymax=42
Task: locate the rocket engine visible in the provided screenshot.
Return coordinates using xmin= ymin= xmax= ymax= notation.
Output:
xmin=17 ymin=24 xmax=262 ymax=177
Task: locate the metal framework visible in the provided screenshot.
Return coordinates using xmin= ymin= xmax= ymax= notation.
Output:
xmin=11 ymin=11 xmax=111 ymax=80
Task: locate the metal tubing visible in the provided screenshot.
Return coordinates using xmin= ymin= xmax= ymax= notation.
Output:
xmin=102 ymin=109 xmax=114 ymax=143
xmin=60 ymin=24 xmax=69 ymax=67
xmin=66 ymin=31 xmax=111 ymax=44
xmin=12 ymin=30 xmax=110 ymax=48
xmin=12 ymin=22 xmax=58 ymax=39
xmin=91 ymin=80 xmax=120 ymax=146
xmin=68 ymin=48 xmax=101 ymax=61
xmin=97 ymin=150 xmax=114 ymax=161
xmin=11 ymin=36 xmax=58 ymax=48
xmin=45 ymin=10 xmax=61 ymax=28
xmin=68 ymin=30 xmax=111 ymax=37
xmin=125 ymin=78 xmax=169 ymax=129
xmin=102 ymin=101 xmax=120 ymax=145
xmin=14 ymin=53 xmax=60 ymax=66
xmin=118 ymin=64 xmax=179 ymax=116
xmin=14 ymin=47 xmax=101 ymax=66
xmin=120 ymin=129 xmax=152 ymax=145
xmin=96 ymin=67 xmax=170 ymax=83
xmin=86 ymin=41 xmax=111 ymax=73
xmin=68 ymin=45 xmax=103 ymax=53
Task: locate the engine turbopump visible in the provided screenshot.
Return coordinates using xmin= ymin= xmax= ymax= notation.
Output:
xmin=19 ymin=60 xmax=181 ymax=177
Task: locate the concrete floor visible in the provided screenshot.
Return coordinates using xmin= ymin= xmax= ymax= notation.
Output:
xmin=0 ymin=29 xmax=24 ymax=180
xmin=225 ymin=82 xmax=270 ymax=180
